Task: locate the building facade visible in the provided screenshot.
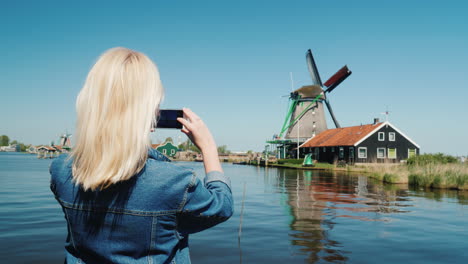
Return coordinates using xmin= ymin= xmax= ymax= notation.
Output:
xmin=299 ymin=122 xmax=420 ymax=164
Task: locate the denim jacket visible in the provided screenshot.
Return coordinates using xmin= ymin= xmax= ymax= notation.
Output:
xmin=49 ymin=149 xmax=233 ymax=264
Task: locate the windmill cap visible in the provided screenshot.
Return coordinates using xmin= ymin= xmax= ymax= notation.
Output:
xmin=294 ymin=85 xmax=323 ymax=98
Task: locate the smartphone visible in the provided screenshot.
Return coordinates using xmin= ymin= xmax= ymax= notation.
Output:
xmin=156 ymin=109 xmax=183 ymax=129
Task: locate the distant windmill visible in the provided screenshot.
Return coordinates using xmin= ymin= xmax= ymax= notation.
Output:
xmin=59 ymin=132 xmax=72 ymax=148
xmin=279 ymin=49 xmax=352 ymax=140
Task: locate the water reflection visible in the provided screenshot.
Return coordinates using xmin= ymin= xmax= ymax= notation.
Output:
xmin=271 ymin=169 xmax=414 ymax=263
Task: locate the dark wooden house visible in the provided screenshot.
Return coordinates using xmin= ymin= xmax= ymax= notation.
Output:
xmin=299 ymin=121 xmax=420 ymax=164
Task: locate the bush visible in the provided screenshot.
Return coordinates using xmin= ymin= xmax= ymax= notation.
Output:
xmin=277 ymin=159 xmax=303 ymax=165
xmin=407 ymin=153 xmax=458 ymax=166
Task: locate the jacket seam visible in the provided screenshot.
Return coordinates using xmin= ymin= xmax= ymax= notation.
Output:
xmin=177 ymin=172 xmax=197 ymax=212
xmin=58 ymin=199 xmax=178 ymax=216
xmin=148 ymin=216 xmax=157 ymax=264
xmin=63 ymin=207 xmax=78 ymax=252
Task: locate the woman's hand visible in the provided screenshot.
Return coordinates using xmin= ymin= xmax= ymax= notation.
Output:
xmin=177 ymin=108 xmax=222 ymax=173
xmin=177 ymin=108 xmax=216 ymax=153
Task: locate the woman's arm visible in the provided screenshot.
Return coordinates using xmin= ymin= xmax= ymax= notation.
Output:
xmin=176 ymin=108 xmax=233 ymax=233
xmin=177 ymin=172 xmax=233 ymax=234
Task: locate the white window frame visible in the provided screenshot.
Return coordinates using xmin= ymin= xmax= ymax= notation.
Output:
xmin=389 ymin=132 xmax=396 ymax=141
xmin=408 ymin=148 xmax=416 ymax=158
xmin=388 ymin=148 xmax=397 ymax=159
xmin=378 ymin=132 xmax=385 ymax=141
xmin=358 ymin=147 xmax=367 ymax=158
xmin=377 ymin=148 xmax=386 ymax=159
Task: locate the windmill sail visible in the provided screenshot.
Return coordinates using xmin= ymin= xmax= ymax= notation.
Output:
xmin=324 ymin=65 xmax=352 ymax=93
xmin=306 ymin=49 xmax=323 ymax=86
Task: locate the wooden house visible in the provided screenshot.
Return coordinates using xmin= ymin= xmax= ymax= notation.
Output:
xmin=36 ymin=145 xmax=60 ymax=158
xmin=153 ymin=142 xmax=178 ymax=158
xmin=299 ymin=121 xmax=420 ymax=164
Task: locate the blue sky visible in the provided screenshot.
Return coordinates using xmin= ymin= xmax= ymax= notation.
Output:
xmin=1 ymin=0 xmax=467 ymax=154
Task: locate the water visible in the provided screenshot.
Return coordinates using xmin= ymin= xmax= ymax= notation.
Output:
xmin=1 ymin=152 xmax=467 ymax=263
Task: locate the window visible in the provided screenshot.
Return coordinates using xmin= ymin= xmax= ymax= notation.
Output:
xmin=314 ymin=148 xmax=319 ymax=160
xmin=389 ymin=132 xmax=395 ymax=141
xmin=378 ymin=132 xmax=385 ymax=141
xmin=408 ymin=149 xmax=416 ymax=158
xmin=323 ymin=147 xmax=326 ymax=152
xmin=388 ymin=148 xmax=397 ymax=159
xmin=171 ymin=149 xmax=175 ymax=155
xmin=358 ymin=147 xmax=367 ymax=158
xmin=163 ymin=149 xmax=167 ymax=154
xmin=331 ymin=147 xmax=335 ymax=152
xmin=377 ymin=148 xmax=386 ymax=159
xmin=349 ymin=147 xmax=355 ymax=158
xmin=339 ymin=147 xmax=344 ymax=158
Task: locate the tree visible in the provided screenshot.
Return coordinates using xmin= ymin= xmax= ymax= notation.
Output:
xmin=20 ymin=144 xmax=29 ymax=152
xmin=0 ymin=135 xmax=9 ymax=146
xmin=165 ymin=137 xmax=173 ymax=143
xmin=217 ymin=145 xmax=230 ymax=154
xmin=178 ymin=139 xmax=200 ymax=153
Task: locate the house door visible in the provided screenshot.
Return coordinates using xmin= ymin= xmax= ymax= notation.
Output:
xmin=349 ymin=147 xmax=355 ymax=164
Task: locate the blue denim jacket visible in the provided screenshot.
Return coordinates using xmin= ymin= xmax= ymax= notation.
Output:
xmin=50 ymin=149 xmax=233 ymax=264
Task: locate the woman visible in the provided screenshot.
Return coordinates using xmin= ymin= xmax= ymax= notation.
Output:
xmin=50 ymin=47 xmax=233 ymax=264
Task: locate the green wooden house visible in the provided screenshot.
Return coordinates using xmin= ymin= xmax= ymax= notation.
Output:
xmin=156 ymin=141 xmax=178 ymax=158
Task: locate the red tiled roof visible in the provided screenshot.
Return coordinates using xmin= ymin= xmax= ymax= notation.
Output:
xmin=300 ymin=123 xmax=383 ymax=148
xmin=151 ymin=144 xmax=161 ymax=149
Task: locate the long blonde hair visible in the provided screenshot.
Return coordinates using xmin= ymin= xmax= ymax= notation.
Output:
xmin=71 ymin=47 xmax=164 ymax=191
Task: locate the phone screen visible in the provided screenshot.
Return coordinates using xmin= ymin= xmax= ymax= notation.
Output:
xmin=156 ymin=109 xmax=183 ymax=129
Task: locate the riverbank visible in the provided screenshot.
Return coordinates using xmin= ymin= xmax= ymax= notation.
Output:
xmin=249 ymin=159 xmax=468 ymax=191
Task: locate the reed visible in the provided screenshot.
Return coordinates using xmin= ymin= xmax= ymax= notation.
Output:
xmin=364 ymin=163 xmax=409 ymax=183
xmin=365 ymin=162 xmax=468 ymax=189
xmin=408 ymin=163 xmax=468 ymax=190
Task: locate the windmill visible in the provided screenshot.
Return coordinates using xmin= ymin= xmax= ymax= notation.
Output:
xmin=279 ymin=49 xmax=352 ymax=140
xmin=59 ymin=132 xmax=72 ymax=149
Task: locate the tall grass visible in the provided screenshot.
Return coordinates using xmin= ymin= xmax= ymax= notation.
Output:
xmin=364 ymin=163 xmax=409 ymax=184
xmin=364 ymin=154 xmax=468 ymax=189
xmin=408 ymin=163 xmax=468 ymax=190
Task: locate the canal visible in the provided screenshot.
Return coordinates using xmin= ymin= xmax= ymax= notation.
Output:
xmin=0 ymin=152 xmax=467 ymax=263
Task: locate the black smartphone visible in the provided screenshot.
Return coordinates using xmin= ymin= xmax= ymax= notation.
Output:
xmin=156 ymin=109 xmax=183 ymax=129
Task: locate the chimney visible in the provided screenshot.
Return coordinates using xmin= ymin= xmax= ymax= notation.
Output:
xmin=373 ymin=118 xmax=379 ymax=124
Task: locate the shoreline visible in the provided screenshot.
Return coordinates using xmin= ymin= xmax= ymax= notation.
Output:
xmin=242 ymin=160 xmax=468 ymax=191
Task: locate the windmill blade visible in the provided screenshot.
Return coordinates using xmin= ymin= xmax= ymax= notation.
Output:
xmin=324 ymin=99 xmax=340 ymax=128
xmin=324 ymin=65 xmax=352 ymax=94
xmin=306 ymin=49 xmax=323 ymax=87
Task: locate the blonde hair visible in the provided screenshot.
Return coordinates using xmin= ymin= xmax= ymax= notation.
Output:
xmin=71 ymin=47 xmax=164 ymax=191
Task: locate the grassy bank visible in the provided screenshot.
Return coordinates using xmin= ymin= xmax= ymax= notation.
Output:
xmin=265 ymin=154 xmax=468 ymax=190
xmin=365 ymin=163 xmax=468 ymax=190
xmin=365 ymin=154 xmax=468 ymax=190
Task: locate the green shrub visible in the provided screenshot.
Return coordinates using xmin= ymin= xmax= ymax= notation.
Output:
xmin=277 ymin=159 xmax=304 ymax=165
xmin=383 ymin=173 xmax=397 ymax=183
xmin=407 ymin=153 xmax=458 ymax=166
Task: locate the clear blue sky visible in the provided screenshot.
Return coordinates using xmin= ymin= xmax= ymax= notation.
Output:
xmin=1 ymin=0 xmax=467 ymax=155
